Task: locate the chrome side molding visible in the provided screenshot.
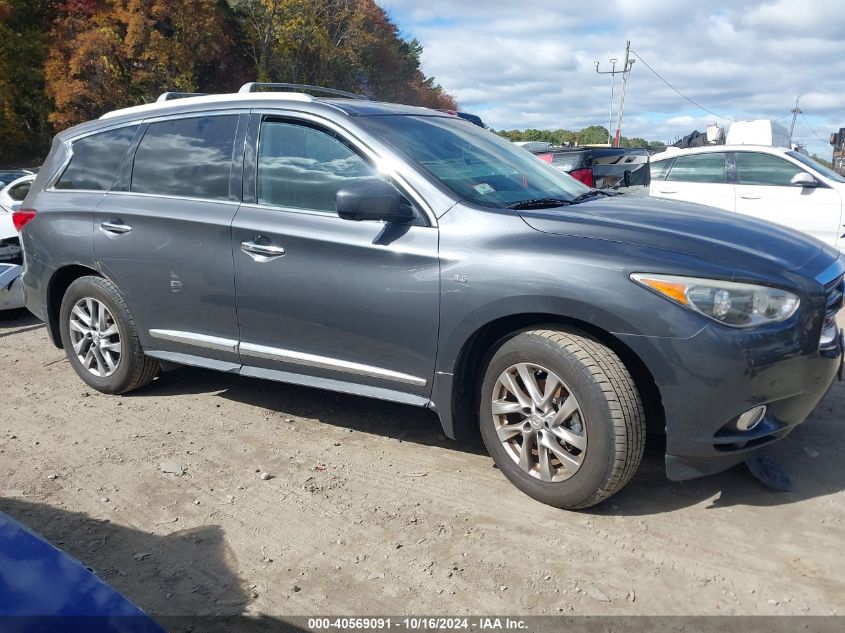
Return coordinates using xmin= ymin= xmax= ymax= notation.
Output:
xmin=148 ymin=330 xmax=427 ymax=387
xmin=239 ymin=342 xmax=427 ymax=387
xmin=149 ymin=329 xmax=239 ymax=354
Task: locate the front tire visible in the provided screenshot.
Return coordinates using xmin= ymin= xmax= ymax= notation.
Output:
xmin=479 ymin=328 xmax=645 ymax=509
xmin=59 ymin=276 xmax=159 ymax=394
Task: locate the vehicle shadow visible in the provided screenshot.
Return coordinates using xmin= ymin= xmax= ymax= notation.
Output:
xmin=134 ymin=366 xmax=845 ymax=516
xmin=0 ymin=308 xmax=43 ymax=337
xmin=0 ymin=499 xmax=303 ymax=632
xmin=134 ymin=365 xmax=488 ymax=456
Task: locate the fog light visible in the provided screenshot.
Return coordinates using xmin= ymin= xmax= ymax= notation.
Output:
xmin=736 ymin=405 xmax=767 ymax=432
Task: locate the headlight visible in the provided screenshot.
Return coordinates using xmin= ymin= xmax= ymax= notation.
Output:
xmin=631 ymin=273 xmax=800 ymax=327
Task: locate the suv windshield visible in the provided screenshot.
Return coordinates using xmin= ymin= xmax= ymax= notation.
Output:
xmin=359 ymin=115 xmax=589 ymax=208
xmin=786 ymin=151 xmax=845 ymax=183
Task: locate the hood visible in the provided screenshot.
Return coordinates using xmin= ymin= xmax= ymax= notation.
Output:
xmin=518 ymin=194 xmax=837 ymax=278
xmin=0 ymin=512 xmax=164 ymax=628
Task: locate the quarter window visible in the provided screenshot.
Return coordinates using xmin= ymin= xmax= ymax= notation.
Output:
xmin=649 ymin=159 xmax=673 ymax=181
xmin=665 ymin=153 xmax=726 ymax=183
xmin=257 ymin=120 xmax=376 ymax=213
xmin=8 ymin=181 xmax=31 ymax=201
xmin=55 ymin=126 xmax=139 ymax=191
xmin=131 ymin=115 xmax=238 ymax=200
xmin=736 ymin=152 xmax=803 ymax=186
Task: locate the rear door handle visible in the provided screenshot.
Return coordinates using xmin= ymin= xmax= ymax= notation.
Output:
xmin=658 ymin=188 xmax=678 ymax=194
xmin=241 ymin=240 xmax=285 ymax=261
xmin=739 ymin=193 xmax=761 ymax=200
xmin=100 ymin=219 xmax=132 ymax=234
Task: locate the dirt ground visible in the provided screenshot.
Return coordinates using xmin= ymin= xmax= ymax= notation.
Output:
xmin=1 ymin=308 xmax=844 ymax=621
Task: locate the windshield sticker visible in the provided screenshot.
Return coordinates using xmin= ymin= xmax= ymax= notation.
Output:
xmin=473 ymin=183 xmax=496 ymax=195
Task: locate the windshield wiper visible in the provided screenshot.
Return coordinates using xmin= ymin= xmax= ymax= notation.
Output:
xmin=506 ymin=198 xmax=571 ymax=210
xmin=569 ymin=190 xmax=614 ymax=204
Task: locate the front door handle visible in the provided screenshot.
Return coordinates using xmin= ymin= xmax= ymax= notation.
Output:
xmin=658 ymin=188 xmax=678 ymax=194
xmin=739 ymin=193 xmax=761 ymax=200
xmin=100 ymin=219 xmax=132 ymax=234
xmin=241 ymin=240 xmax=286 ymax=261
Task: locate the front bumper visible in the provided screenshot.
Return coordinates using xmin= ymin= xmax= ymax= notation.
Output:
xmin=0 ymin=264 xmax=25 ymax=311
xmin=617 ymin=316 xmax=842 ymax=481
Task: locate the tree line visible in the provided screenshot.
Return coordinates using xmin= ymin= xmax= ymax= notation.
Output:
xmin=0 ymin=0 xmax=458 ymax=165
xmin=495 ymin=125 xmax=664 ymax=148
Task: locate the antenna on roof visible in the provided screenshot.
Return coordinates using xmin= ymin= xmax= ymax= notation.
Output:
xmin=238 ymin=82 xmax=368 ymax=100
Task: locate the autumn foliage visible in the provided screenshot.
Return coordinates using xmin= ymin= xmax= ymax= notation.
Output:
xmin=0 ymin=0 xmax=457 ymax=164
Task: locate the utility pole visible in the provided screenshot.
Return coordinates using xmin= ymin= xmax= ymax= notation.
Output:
xmin=614 ymin=40 xmax=634 ymax=148
xmin=594 ymin=58 xmax=619 ymax=145
xmin=788 ymin=95 xmax=801 ymax=147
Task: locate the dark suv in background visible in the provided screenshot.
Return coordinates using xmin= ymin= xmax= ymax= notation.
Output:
xmin=532 ymin=146 xmax=651 ymax=190
xmin=14 ymin=84 xmax=844 ymax=509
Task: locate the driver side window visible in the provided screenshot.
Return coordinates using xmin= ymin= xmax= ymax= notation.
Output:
xmin=258 ymin=120 xmax=379 ymax=214
xmin=735 ymin=152 xmax=803 ymax=186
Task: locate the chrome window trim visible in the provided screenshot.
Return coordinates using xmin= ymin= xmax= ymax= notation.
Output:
xmin=149 ymin=329 xmax=238 ymax=353
xmin=239 ymin=342 xmax=427 ymax=387
xmin=250 ymin=108 xmax=437 ymax=226
xmin=107 ymin=190 xmax=240 ymax=206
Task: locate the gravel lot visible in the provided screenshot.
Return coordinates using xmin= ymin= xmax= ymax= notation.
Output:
xmin=1 ymin=308 xmax=844 ymax=620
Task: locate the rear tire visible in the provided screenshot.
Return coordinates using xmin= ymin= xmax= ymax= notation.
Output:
xmin=59 ymin=276 xmax=159 ymax=394
xmin=479 ymin=328 xmax=645 ymax=509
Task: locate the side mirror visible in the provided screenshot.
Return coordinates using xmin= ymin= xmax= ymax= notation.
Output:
xmin=790 ymin=172 xmax=818 ymax=188
xmin=336 ymin=179 xmax=414 ymax=223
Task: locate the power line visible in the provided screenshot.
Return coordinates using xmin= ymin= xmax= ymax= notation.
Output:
xmin=800 ymin=112 xmax=828 ymax=143
xmin=629 ymin=49 xmax=735 ymax=123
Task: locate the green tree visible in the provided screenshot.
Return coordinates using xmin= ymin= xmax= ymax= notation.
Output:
xmin=0 ymin=0 xmax=57 ymax=165
xmin=577 ymin=125 xmax=610 ymax=145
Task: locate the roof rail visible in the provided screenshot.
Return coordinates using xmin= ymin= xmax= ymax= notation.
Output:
xmin=157 ymin=92 xmax=209 ymax=102
xmin=238 ymin=82 xmax=367 ymax=100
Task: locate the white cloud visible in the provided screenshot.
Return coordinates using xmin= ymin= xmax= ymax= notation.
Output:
xmin=379 ymin=0 xmax=845 ymax=155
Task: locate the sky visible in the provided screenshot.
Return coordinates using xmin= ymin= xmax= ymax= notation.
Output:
xmin=378 ymin=0 xmax=845 ymax=157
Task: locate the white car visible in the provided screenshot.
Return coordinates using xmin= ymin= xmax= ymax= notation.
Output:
xmin=0 ymin=212 xmax=24 ymax=310
xmin=650 ymin=145 xmax=845 ymax=249
xmin=0 ymin=173 xmax=35 ymax=213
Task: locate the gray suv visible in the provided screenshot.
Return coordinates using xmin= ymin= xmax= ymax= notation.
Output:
xmin=16 ymin=84 xmax=844 ymax=509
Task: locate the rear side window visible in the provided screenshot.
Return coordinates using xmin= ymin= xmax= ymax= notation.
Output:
xmin=665 ymin=153 xmax=726 ymax=183
xmin=8 ymin=181 xmax=31 ymax=201
xmin=551 ymin=152 xmax=588 ymax=171
xmin=649 ymin=159 xmax=673 ymax=181
xmin=736 ymin=152 xmax=803 ymax=186
xmin=55 ymin=126 xmax=138 ymax=190
xmin=257 ymin=120 xmax=376 ymax=213
xmin=131 ymin=115 xmax=238 ymax=200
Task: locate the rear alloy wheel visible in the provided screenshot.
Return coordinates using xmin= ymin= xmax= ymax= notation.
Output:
xmin=479 ymin=328 xmax=645 ymax=509
xmin=59 ymin=276 xmax=159 ymax=394
xmin=68 ymin=297 xmax=122 ymax=377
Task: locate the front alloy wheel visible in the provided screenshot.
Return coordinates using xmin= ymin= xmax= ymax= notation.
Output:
xmin=479 ymin=328 xmax=645 ymax=509
xmin=492 ymin=363 xmax=586 ymax=482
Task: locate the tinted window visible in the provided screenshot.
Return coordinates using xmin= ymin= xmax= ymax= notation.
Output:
xmin=258 ymin=120 xmax=376 ymax=213
xmin=358 ymin=115 xmax=587 ymax=209
xmin=551 ymin=152 xmax=588 ymax=171
xmin=55 ymin=126 xmax=138 ymax=190
xmin=786 ymin=150 xmax=845 ymax=183
xmin=131 ymin=115 xmax=238 ymax=200
xmin=736 ymin=152 xmax=803 ymax=186
xmin=665 ymin=153 xmax=726 ymax=183
xmin=650 ymin=159 xmax=673 ymax=181
xmin=8 ymin=181 xmax=31 ymax=201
